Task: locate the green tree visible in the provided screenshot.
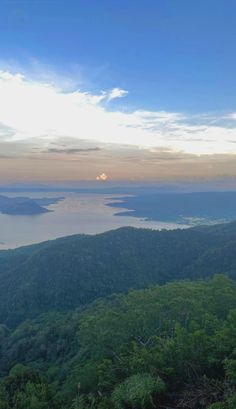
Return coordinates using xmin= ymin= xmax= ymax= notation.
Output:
xmin=2 ymin=364 xmax=57 ymax=409
xmin=111 ymin=373 xmax=165 ymax=409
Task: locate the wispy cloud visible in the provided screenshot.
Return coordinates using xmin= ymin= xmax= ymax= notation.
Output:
xmin=45 ymin=147 xmax=101 ymax=154
xmin=0 ymin=122 xmax=15 ymax=139
xmin=106 ymin=87 xmax=128 ymax=101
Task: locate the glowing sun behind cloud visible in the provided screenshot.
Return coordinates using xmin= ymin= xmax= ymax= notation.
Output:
xmin=96 ymin=173 xmax=108 ymax=181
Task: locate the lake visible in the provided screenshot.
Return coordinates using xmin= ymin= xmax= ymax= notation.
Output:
xmin=0 ymin=192 xmax=188 ymax=249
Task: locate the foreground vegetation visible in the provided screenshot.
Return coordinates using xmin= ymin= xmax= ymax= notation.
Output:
xmin=1 ymin=276 xmax=236 ymax=408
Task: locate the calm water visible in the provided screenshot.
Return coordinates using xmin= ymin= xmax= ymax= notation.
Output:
xmin=0 ymin=192 xmax=188 ymax=249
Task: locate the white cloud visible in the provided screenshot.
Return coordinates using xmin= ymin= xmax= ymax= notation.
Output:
xmin=106 ymin=87 xmax=128 ymax=101
xmin=0 ymin=69 xmax=236 ymax=156
xmin=227 ymin=112 xmax=236 ymax=120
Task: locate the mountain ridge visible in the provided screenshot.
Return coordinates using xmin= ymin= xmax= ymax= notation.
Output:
xmin=1 ymin=221 xmax=236 ymax=327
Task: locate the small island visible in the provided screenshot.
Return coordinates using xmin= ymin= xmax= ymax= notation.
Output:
xmin=0 ymin=195 xmax=63 ymax=215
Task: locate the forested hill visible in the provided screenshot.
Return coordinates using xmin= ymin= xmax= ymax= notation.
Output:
xmin=1 ymin=276 xmax=236 ymax=409
xmin=1 ymin=221 xmax=236 ymax=327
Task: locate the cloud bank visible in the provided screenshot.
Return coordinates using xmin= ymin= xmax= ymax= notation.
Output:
xmin=1 ymin=69 xmax=236 ymax=155
xmin=0 ymin=69 xmax=236 ymax=181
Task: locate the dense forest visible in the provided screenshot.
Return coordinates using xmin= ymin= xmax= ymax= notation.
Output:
xmin=1 ymin=222 xmax=236 ymax=407
xmin=1 ymin=277 xmax=236 ymax=408
xmin=2 ymin=222 xmax=236 ymax=327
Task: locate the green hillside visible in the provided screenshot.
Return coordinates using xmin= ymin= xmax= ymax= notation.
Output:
xmin=1 ymin=222 xmax=236 ymax=327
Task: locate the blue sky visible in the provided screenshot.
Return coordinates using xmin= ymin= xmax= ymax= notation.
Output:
xmin=0 ymin=0 xmax=236 ymax=182
xmin=1 ymin=0 xmax=236 ymax=112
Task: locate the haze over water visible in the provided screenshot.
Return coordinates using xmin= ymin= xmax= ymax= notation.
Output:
xmin=0 ymin=192 xmax=188 ymax=249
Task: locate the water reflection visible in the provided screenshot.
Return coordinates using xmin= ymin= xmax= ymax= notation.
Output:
xmin=0 ymin=192 xmax=188 ymax=249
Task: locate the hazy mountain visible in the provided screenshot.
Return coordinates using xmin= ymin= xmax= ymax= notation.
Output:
xmin=0 ymin=195 xmax=62 ymax=215
xmin=108 ymin=191 xmax=236 ymax=224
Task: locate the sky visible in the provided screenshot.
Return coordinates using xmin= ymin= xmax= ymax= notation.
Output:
xmin=0 ymin=0 xmax=236 ymax=182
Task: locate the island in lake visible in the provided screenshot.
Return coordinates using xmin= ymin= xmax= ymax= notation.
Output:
xmin=0 ymin=195 xmax=63 ymax=215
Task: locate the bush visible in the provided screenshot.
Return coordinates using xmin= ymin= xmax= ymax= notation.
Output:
xmin=111 ymin=373 xmax=165 ymax=409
